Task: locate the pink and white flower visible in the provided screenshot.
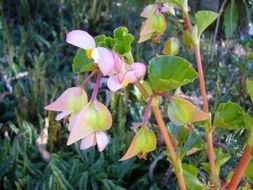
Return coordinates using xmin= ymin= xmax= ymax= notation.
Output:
xmin=80 ymin=131 xmax=109 ymax=152
xmin=107 ymin=53 xmax=146 ymax=92
xmin=44 ymin=87 xmax=88 ymax=131
xmin=66 ymin=30 xmax=114 ymax=76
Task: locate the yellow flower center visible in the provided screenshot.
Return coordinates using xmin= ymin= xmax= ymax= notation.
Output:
xmin=123 ymin=79 xmax=129 ymax=88
xmin=86 ymin=49 xmax=93 ymax=59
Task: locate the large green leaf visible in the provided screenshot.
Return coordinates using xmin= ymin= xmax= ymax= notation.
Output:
xmin=213 ymin=103 xmax=246 ymax=130
xmin=72 ymin=49 xmax=96 ymax=73
xmin=224 ymin=2 xmax=238 ymax=39
xmin=201 ymin=148 xmax=230 ymax=177
xmin=195 ymin=10 xmax=219 ymax=37
xmin=182 ymin=164 xmax=206 ymax=190
xmin=148 ymin=55 xmax=198 ymax=92
xmin=246 ymin=79 xmax=253 ymax=103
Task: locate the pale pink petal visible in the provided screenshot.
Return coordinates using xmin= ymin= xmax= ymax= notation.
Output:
xmin=113 ymin=53 xmax=122 ymax=72
xmin=55 ymin=111 xmax=73 ymax=121
xmin=96 ymin=131 xmax=109 ymax=152
xmin=67 ymin=103 xmax=91 ymax=145
xmin=44 ymin=87 xmax=87 ymax=112
xmin=140 ymin=4 xmax=158 ymax=18
xmin=125 ymin=71 xmax=138 ymax=83
xmin=161 ymin=3 xmax=175 ymax=16
xmin=80 ymin=133 xmax=96 ymax=150
xmin=107 ymin=75 xmax=125 ymax=92
xmin=68 ymin=113 xmax=78 ymax=132
xmin=130 ymin=62 xmax=146 ymax=78
xmin=91 ymin=47 xmax=114 ymax=76
xmin=66 ymin=30 xmax=96 ymax=50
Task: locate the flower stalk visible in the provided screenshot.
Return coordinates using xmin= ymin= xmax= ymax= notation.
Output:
xmin=90 ymin=73 xmax=102 ymax=102
xmin=80 ymin=69 xmax=98 ymax=88
xmin=134 ymin=81 xmax=186 ymax=190
xmin=152 ymin=101 xmax=186 ymax=190
xmin=142 ymin=96 xmax=153 ymax=126
xmin=184 ymin=10 xmax=217 ymax=187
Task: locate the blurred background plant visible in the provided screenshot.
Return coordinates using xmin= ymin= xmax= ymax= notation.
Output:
xmin=0 ymin=0 xmax=252 ymax=189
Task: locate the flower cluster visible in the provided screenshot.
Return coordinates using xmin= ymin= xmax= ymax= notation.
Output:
xmin=44 ymin=30 xmax=146 ymax=154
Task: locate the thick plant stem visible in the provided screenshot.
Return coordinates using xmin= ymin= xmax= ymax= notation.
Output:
xmin=195 ymin=46 xmax=209 ymax=112
xmin=227 ymin=145 xmax=253 ymax=190
xmin=152 ymin=103 xmax=187 ymax=190
xmin=206 ymin=128 xmax=217 ymax=186
xmin=184 ymin=10 xmax=217 ymax=187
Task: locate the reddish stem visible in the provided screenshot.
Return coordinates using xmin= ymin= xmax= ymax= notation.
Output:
xmin=227 ymin=145 xmax=253 ymax=190
xmin=195 ymin=46 xmax=209 ymax=113
xmin=155 ymin=92 xmax=173 ymax=100
xmin=152 ymin=102 xmax=187 ymax=190
xmin=80 ymin=69 xmax=98 ymax=88
xmin=220 ymin=182 xmax=228 ymax=190
xmin=142 ymin=96 xmax=153 ymax=126
xmin=184 ymin=10 xmax=217 ymax=186
xmin=90 ymin=73 xmax=102 ymax=102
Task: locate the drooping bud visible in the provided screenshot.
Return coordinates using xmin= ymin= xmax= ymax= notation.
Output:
xmin=67 ymin=101 xmax=112 ymax=145
xmin=162 ymin=37 xmax=180 ymax=55
xmin=138 ymin=13 xmax=167 ymax=43
xmin=167 ymin=97 xmax=209 ymax=126
xmin=44 ymin=87 xmax=88 ymax=113
xmin=119 ymin=126 xmax=156 ymax=161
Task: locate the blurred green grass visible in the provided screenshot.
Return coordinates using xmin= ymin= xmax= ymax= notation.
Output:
xmin=0 ymin=0 xmax=253 ymax=189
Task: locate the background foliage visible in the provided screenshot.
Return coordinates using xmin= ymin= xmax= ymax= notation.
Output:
xmin=0 ymin=0 xmax=253 ymax=189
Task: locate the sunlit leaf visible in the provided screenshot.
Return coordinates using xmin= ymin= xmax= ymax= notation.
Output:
xmin=148 ymin=55 xmax=198 ymax=92
xmin=195 ymin=10 xmax=219 ymax=37
xmin=182 ymin=164 xmax=206 ymax=190
xmin=213 ymin=103 xmax=246 ymax=130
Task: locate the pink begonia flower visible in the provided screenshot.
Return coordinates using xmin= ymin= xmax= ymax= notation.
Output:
xmin=44 ymin=87 xmax=88 ymax=128
xmin=80 ymin=131 xmax=109 ymax=152
xmin=107 ymin=54 xmax=146 ymax=92
xmin=66 ymin=30 xmax=114 ymax=76
xmin=160 ymin=3 xmax=175 ymax=16
xmin=67 ymin=101 xmax=112 ymax=146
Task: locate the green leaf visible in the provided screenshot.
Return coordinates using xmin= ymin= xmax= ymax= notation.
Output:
xmin=224 ymin=2 xmax=238 ymax=39
xmin=113 ymin=27 xmax=134 ymax=55
xmin=182 ymin=164 xmax=206 ymax=190
xmin=213 ymin=103 xmax=246 ymax=130
xmin=201 ymin=148 xmax=230 ymax=177
xmin=72 ymin=49 xmax=96 ymax=73
xmin=245 ymin=159 xmax=253 ymax=183
xmin=246 ymin=79 xmax=253 ymax=103
xmin=182 ymin=132 xmax=204 ymax=155
xmin=148 ymin=55 xmax=198 ymax=92
xmin=195 ymin=10 xmax=219 ymax=37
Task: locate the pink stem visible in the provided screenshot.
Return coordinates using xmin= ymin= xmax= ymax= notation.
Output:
xmin=142 ymin=96 xmax=153 ymax=126
xmin=80 ymin=69 xmax=98 ymax=88
xmin=90 ymin=73 xmax=102 ymax=102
